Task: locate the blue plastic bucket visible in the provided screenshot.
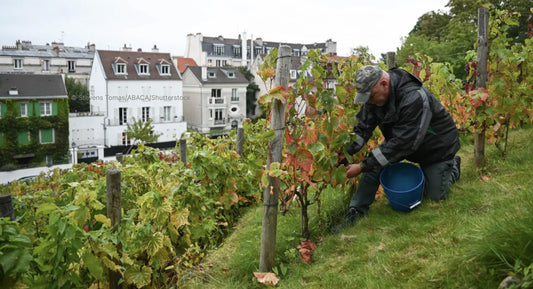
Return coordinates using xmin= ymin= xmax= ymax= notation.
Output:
xmin=379 ymin=162 xmax=424 ymax=212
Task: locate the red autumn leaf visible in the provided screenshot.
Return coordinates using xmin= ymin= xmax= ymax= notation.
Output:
xmin=295 ymin=147 xmax=313 ymax=173
xmin=297 ymin=240 xmax=316 ymax=264
xmin=302 ymin=126 xmax=318 ymax=145
xmin=253 ymin=272 xmax=279 ymax=286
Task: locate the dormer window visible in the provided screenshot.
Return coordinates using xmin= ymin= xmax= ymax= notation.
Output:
xmin=227 ymin=71 xmax=235 ymax=78
xmin=116 ymin=63 xmax=126 ymax=74
xmin=208 ymin=71 xmax=216 ymax=78
xmin=159 ymin=64 xmax=170 ymax=75
xmin=139 ymin=64 xmax=149 ymax=75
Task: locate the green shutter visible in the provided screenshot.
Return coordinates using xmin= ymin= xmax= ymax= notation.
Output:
xmin=0 ymin=132 xmax=3 ymax=146
xmin=15 ymin=102 xmax=21 ymax=117
xmin=40 ymin=128 xmax=54 ymax=143
xmin=0 ymin=103 xmax=6 ymax=118
xmin=27 ymin=102 xmax=34 ymax=116
xmin=34 ymin=102 xmax=41 ymax=117
xmin=17 ymin=131 xmax=29 ymax=145
xmin=52 ymin=101 xmax=58 ymax=116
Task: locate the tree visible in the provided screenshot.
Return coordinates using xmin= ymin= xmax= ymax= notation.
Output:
xmin=238 ymin=66 xmax=261 ymax=118
xmin=397 ymin=0 xmax=532 ymax=80
xmin=125 ymin=118 xmax=160 ymax=145
xmin=65 ymin=76 xmax=90 ymax=112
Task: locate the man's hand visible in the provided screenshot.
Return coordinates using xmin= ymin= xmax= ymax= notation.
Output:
xmin=346 ymin=163 xmax=362 ymax=178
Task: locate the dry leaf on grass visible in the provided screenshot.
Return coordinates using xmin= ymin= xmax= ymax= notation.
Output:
xmin=253 ymin=272 xmax=279 ymax=286
xmin=297 ymin=240 xmax=316 ymax=264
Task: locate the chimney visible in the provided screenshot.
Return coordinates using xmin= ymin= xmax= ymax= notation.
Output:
xmin=201 ymin=66 xmax=207 ymax=81
xmin=152 ymin=45 xmax=159 ymax=52
xmin=122 ymin=44 xmax=132 ymax=51
xmin=87 ymin=43 xmax=96 ymax=52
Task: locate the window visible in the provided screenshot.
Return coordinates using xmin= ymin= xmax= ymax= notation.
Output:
xmin=17 ymin=131 xmax=30 ymax=145
xmin=292 ymin=49 xmax=300 ymax=56
xmin=233 ymin=46 xmax=241 ymax=57
xmin=214 ymin=44 xmax=224 ymax=56
xmin=68 ymin=60 xmax=76 ymax=72
xmin=14 ymin=59 xmax=23 ymax=69
xmin=119 ymin=107 xmax=127 ymax=125
xmin=159 ymin=64 xmax=170 ymax=75
xmin=290 ymin=70 xmax=297 ymax=79
xmin=216 ymin=60 xmax=221 ymax=67
xmin=40 ymin=102 xmax=52 ymax=116
xmin=231 ymin=88 xmax=239 ymax=101
xmin=116 ymin=63 xmax=126 ymax=74
xmin=139 ymin=64 xmax=149 ymax=75
xmin=142 ymin=107 xmax=150 ymax=122
xmin=20 ymin=103 xmax=28 ymax=117
xmin=39 ymin=128 xmax=55 ymax=144
xmin=211 ymin=89 xmax=221 ymax=98
xmin=163 ymin=106 xmax=171 ymax=122
xmin=208 ymin=71 xmax=216 ymax=78
xmin=214 ymin=109 xmax=224 ymax=124
xmin=121 ymin=132 xmax=130 ymax=145
xmin=42 ymin=59 xmax=50 ymax=71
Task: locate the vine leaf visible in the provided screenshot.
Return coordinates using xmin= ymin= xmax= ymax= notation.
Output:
xmin=253 ymin=272 xmax=279 ymax=286
xmin=297 ymin=240 xmax=316 ymax=264
xmin=125 ymin=265 xmax=152 ymax=288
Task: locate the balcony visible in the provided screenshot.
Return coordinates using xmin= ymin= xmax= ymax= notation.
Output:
xmin=209 ymin=97 xmax=225 ymax=105
xmin=214 ymin=119 xmax=225 ymax=125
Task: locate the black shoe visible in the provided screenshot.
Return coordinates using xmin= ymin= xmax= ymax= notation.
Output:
xmin=454 ymin=155 xmax=461 ymax=181
xmin=331 ymin=207 xmax=364 ymax=233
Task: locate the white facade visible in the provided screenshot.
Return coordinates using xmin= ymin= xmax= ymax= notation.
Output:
xmin=89 ymin=50 xmax=186 ymax=147
xmin=0 ymin=40 xmax=95 ymax=86
xmin=182 ymin=66 xmax=247 ymax=135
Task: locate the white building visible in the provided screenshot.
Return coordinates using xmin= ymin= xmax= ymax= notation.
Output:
xmin=182 ymin=66 xmax=247 ymax=136
xmin=0 ymin=40 xmax=95 ymax=86
xmin=89 ymin=48 xmax=186 ymax=147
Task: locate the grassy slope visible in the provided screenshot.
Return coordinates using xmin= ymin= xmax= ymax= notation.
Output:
xmin=181 ymin=126 xmax=533 ymax=289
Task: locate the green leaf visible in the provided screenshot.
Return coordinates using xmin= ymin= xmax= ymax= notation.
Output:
xmin=82 ymin=250 xmax=104 ymax=280
xmin=125 ymin=266 xmax=152 ymax=288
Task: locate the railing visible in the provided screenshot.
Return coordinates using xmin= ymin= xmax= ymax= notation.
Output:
xmin=214 ymin=119 xmax=225 ymax=125
xmin=209 ymin=98 xmax=225 ymax=105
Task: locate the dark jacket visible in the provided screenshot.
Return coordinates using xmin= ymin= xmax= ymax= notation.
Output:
xmin=347 ymin=68 xmax=460 ymax=172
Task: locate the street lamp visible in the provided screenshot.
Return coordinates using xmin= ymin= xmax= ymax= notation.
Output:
xmin=71 ymin=142 xmax=77 ymax=164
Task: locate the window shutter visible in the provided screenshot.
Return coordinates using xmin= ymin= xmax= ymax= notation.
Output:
xmin=29 ymin=102 xmax=35 ymax=116
xmin=52 ymin=101 xmax=58 ymax=116
xmin=0 ymin=103 xmax=6 ymax=117
xmin=0 ymin=132 xmax=3 ymax=146
xmin=33 ymin=102 xmax=40 ymax=117
xmin=17 ymin=131 xmax=29 ymax=145
xmin=40 ymin=128 xmax=54 ymax=143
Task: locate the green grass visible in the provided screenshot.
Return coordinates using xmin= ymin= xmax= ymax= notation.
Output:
xmin=179 ymin=126 xmax=533 ymax=289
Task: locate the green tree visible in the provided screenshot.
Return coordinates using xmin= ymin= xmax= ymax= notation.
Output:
xmin=125 ymin=118 xmax=160 ymax=145
xmin=65 ymin=76 xmax=90 ymax=112
xmin=238 ymin=66 xmax=260 ymax=118
xmin=397 ymin=0 xmax=532 ymax=80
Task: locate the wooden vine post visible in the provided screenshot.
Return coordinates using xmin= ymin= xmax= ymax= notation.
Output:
xmin=259 ymin=45 xmax=291 ymax=272
xmin=106 ymin=169 xmax=122 ymax=289
xmin=475 ymin=7 xmax=489 ymax=169
xmin=236 ymin=126 xmax=244 ymax=156
xmin=386 ymin=51 xmax=396 ymax=69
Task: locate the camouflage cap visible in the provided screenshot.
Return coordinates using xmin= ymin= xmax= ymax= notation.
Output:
xmin=354 ymin=65 xmax=384 ymax=104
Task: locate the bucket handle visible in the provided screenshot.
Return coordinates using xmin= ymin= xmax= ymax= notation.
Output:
xmin=409 ymin=200 xmax=422 ymax=210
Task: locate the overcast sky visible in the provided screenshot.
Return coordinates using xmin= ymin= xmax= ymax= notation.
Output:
xmin=1 ymin=0 xmax=449 ymax=58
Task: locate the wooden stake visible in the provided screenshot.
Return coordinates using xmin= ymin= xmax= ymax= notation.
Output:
xmin=475 ymin=7 xmax=489 ymax=169
xmin=259 ymin=45 xmax=291 ymax=272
